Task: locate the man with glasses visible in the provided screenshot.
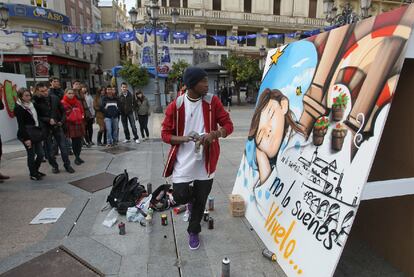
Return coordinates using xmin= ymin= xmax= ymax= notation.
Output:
xmin=33 ymin=82 xmax=75 ymax=174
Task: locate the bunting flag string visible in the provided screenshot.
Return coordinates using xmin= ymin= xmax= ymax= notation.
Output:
xmin=2 ymin=25 xmax=336 ymax=45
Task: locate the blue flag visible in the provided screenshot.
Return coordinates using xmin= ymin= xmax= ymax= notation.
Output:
xmin=142 ymin=46 xmax=153 ymax=65
xmin=173 ymin=31 xmax=188 ymax=40
xmin=3 ymin=30 xmax=15 ymax=35
xmin=81 ymin=33 xmax=97 ymax=44
xmin=119 ymin=31 xmax=136 ymax=43
xmin=245 ymin=34 xmax=257 ymax=39
xmin=193 ymin=34 xmax=207 ymax=39
xmin=211 ymin=35 xmax=226 ymax=45
xmin=286 ymin=32 xmax=297 ymax=38
xmin=23 ymin=32 xmax=39 ymax=38
xmin=98 ymin=32 xmax=118 ymax=41
xmin=160 ymin=46 xmax=171 ymax=63
xmin=268 ymin=34 xmax=283 ymax=40
xmin=62 ymin=33 xmax=80 ymax=43
xmin=228 ymin=36 xmax=239 ymax=41
xmin=43 ymin=32 xmax=59 ymax=39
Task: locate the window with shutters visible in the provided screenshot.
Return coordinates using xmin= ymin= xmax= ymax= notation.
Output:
xmin=244 ymin=0 xmax=252 ymax=13
xmin=213 ymin=0 xmax=221 ymax=11
xmin=309 ymin=0 xmax=317 ymax=18
xmin=273 ymin=0 xmax=280 ymax=15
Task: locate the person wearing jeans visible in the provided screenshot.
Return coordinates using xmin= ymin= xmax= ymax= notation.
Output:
xmin=119 ymin=83 xmax=140 ymax=144
xmin=101 ymin=87 xmax=120 ymax=146
xmin=134 ymin=90 xmax=150 ymax=140
xmin=161 ymin=67 xmax=233 ymax=250
xmin=33 ymin=82 xmax=74 ymax=174
xmin=14 ymin=88 xmax=45 ymax=180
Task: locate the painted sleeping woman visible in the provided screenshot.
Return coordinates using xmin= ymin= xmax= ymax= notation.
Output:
xmin=243 ymin=88 xmax=307 ymax=217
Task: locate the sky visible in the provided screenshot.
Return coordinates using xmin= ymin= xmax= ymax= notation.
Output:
xmin=125 ymin=0 xmax=136 ymax=10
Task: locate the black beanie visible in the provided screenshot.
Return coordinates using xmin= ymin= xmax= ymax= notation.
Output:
xmin=183 ymin=67 xmax=208 ymax=89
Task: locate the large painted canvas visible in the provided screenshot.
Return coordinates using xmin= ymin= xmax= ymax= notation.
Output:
xmin=232 ymin=5 xmax=414 ymax=277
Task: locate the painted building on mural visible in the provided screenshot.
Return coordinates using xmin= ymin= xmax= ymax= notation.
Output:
xmin=0 ymin=0 xmax=103 ymax=90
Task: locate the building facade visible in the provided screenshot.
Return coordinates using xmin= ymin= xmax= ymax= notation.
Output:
xmin=99 ymin=0 xmax=137 ymax=72
xmin=0 ymin=0 xmax=97 ymax=88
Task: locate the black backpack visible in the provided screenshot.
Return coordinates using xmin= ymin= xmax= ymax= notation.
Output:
xmin=107 ymin=170 xmax=147 ymax=215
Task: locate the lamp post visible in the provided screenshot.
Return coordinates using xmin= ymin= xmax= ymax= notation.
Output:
xmin=25 ymin=40 xmax=36 ymax=83
xmin=171 ymin=8 xmax=179 ymax=31
xmin=0 ymin=3 xmax=9 ymax=29
xmin=259 ymin=45 xmax=266 ymax=70
xmin=324 ymin=0 xmax=371 ymax=26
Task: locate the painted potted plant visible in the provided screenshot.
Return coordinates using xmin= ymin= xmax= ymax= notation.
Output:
xmin=331 ymin=92 xmax=349 ymax=121
xmin=313 ymin=116 xmax=329 ymax=146
xmin=332 ymin=123 xmax=348 ymax=151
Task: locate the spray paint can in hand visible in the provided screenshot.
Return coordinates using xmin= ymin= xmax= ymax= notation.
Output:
xmin=203 ymin=209 xmax=210 ymax=222
xmin=262 ymin=248 xmax=277 ymax=261
xmin=146 ymin=183 xmax=152 ymax=194
xmin=221 ymin=257 xmax=230 ymax=277
xmin=208 ymin=196 xmax=214 ymax=211
xmin=118 ymin=222 xmax=126 ymax=235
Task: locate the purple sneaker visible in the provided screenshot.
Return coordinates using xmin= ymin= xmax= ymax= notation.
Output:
xmin=189 ymin=232 xmax=200 ymax=250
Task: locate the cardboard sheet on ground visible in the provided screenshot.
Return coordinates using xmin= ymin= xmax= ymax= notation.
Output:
xmin=30 ymin=208 xmax=66 ymax=224
xmin=232 ymin=5 xmax=414 ymax=277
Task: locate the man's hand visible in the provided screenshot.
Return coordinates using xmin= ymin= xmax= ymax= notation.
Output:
xmin=170 ymin=135 xmax=194 ymax=145
xmin=24 ymin=140 xmax=32 ymax=148
xmin=49 ymin=118 xmax=56 ymax=125
xmin=200 ymin=132 xmax=216 ymax=147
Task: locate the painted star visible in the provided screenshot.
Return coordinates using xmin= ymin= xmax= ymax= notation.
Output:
xmin=271 ymin=49 xmax=284 ymax=65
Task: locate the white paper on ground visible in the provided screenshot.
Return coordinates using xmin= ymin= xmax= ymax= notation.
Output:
xmin=102 ymin=207 xmax=118 ymax=228
xmin=30 ymin=208 xmax=66 ymax=224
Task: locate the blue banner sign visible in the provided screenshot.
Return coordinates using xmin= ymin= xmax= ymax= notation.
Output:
xmin=7 ymin=4 xmax=71 ymax=25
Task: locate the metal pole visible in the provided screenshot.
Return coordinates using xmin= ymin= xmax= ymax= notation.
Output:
xmin=30 ymin=46 xmax=36 ymax=83
xmin=153 ymin=19 xmax=162 ymax=113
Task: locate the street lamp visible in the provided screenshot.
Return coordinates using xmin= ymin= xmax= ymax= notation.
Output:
xmin=25 ymin=40 xmax=36 ymax=83
xmin=324 ymin=0 xmax=371 ymax=26
xmin=0 ymin=3 xmax=9 ymax=29
xmin=129 ymin=1 xmax=178 ymax=113
xmin=259 ymin=45 xmax=266 ymax=70
xmin=171 ymin=8 xmax=179 ymax=26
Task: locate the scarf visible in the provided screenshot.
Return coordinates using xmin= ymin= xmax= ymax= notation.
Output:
xmin=17 ymin=98 xmax=39 ymax=127
xmin=62 ymin=94 xmax=79 ymax=106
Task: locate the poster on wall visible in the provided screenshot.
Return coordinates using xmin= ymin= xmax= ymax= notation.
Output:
xmin=232 ymin=5 xmax=414 ymax=277
xmin=33 ymin=56 xmax=50 ymax=78
xmin=0 ymin=73 xmax=26 ymax=141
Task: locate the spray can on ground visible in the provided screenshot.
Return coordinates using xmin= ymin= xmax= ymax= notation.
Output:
xmin=208 ymin=196 xmax=214 ymax=211
xmin=147 ymin=183 xmax=152 ymax=194
xmin=208 ymin=217 xmax=214 ymax=229
xmin=161 ymin=214 xmax=168 ymax=226
xmin=221 ymin=257 xmax=230 ymax=277
xmin=173 ymin=205 xmax=187 ymax=215
xmin=118 ymin=222 xmax=126 ymax=235
xmin=203 ymin=209 xmax=210 ymax=222
xmin=262 ymin=249 xmax=277 ymax=261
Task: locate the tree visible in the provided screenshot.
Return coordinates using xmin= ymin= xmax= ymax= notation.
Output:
xmin=223 ymin=54 xmax=261 ymax=104
xmin=168 ymin=59 xmax=190 ymax=88
xmin=118 ymin=61 xmax=149 ymax=89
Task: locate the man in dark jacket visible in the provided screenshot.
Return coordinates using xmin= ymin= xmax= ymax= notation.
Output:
xmin=33 ymin=82 xmax=75 ymax=174
xmin=119 ymin=83 xmax=140 ymax=144
xmin=49 ymin=77 xmax=64 ymax=100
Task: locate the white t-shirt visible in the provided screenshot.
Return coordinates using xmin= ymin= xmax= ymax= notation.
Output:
xmin=171 ymin=95 xmax=213 ymax=183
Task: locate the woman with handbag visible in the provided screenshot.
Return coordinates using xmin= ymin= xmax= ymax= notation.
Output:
xmin=134 ymin=90 xmax=151 ymax=141
xmin=14 ymin=88 xmax=46 ymax=180
xmin=61 ymin=89 xmax=85 ymax=165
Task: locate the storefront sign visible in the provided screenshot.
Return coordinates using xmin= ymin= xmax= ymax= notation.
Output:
xmin=232 ymin=6 xmax=414 ymax=277
xmin=7 ymin=4 xmax=70 ymax=25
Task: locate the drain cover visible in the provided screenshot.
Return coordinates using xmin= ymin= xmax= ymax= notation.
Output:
xmin=69 ymin=172 xmax=115 ymax=193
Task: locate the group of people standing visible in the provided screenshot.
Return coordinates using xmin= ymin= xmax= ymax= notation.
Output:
xmin=12 ymin=78 xmax=151 ymax=181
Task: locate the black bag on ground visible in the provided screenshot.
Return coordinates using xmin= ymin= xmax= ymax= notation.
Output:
xmin=150 ymin=184 xmax=173 ymax=211
xmin=107 ymin=170 xmax=147 ymax=215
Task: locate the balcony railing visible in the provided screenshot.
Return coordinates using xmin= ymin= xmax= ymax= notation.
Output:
xmin=136 ymin=7 xmax=327 ymax=28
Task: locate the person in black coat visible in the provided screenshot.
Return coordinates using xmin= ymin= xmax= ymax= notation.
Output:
xmin=0 ymin=95 xmax=9 ymax=183
xmin=101 ymin=86 xmax=120 ymax=146
xmin=14 ymin=88 xmax=46 ymax=180
xmin=48 ymin=76 xmax=64 ymax=100
xmin=33 ymin=82 xmax=75 ymax=174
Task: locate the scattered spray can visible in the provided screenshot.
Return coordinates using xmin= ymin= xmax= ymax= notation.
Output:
xmin=161 ymin=214 xmax=168 ymax=226
xmin=147 ymin=208 xmax=154 ymax=217
xmin=173 ymin=205 xmax=187 ymax=215
xmin=118 ymin=222 xmax=126 ymax=235
xmin=147 ymin=183 xmax=152 ymax=194
xmin=221 ymin=257 xmax=230 ymax=277
xmin=203 ymin=209 xmax=210 ymax=222
xmin=262 ymin=249 xmax=277 ymax=261
xmin=208 ymin=196 xmax=214 ymax=211
xmin=208 ymin=217 xmax=214 ymax=230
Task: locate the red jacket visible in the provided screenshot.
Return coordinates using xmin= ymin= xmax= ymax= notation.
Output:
xmin=61 ymin=96 xmax=85 ymax=138
xmin=161 ymin=93 xmax=233 ymax=178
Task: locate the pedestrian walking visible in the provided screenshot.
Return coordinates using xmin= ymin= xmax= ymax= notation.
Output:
xmin=134 ymin=90 xmax=150 ymax=141
xmin=61 ymin=89 xmax=85 ymax=165
xmin=94 ymin=87 xmax=107 ymax=146
xmin=119 ymin=82 xmax=140 ymax=144
xmin=0 ymin=93 xmax=10 ymax=183
xmin=33 ymin=82 xmax=75 ymax=174
xmin=101 ymin=87 xmax=120 ymax=147
xmin=161 ymin=67 xmax=234 ymax=250
xmin=80 ymin=84 xmax=95 ymax=147
xmin=14 ymin=88 xmax=46 ymax=180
